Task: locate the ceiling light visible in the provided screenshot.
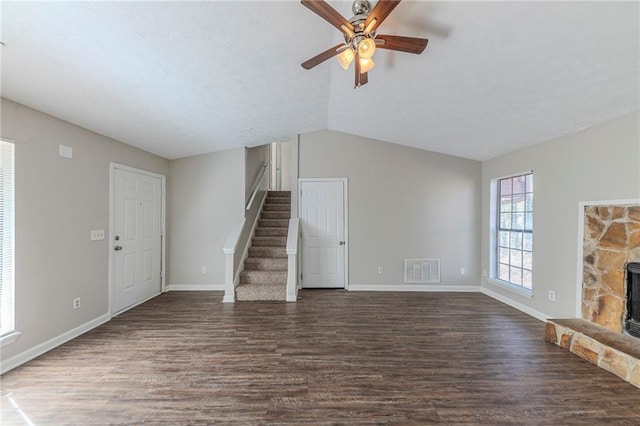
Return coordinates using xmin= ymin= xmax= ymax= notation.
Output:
xmin=359 ymin=58 xmax=375 ymax=73
xmin=337 ymin=48 xmax=355 ymax=70
xmin=358 ymin=38 xmax=376 ymax=59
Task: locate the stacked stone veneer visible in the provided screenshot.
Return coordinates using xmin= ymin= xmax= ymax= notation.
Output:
xmin=582 ymin=205 xmax=640 ymax=332
xmin=546 ymin=319 xmax=640 ymax=388
xmin=546 ymin=204 xmax=640 ymax=389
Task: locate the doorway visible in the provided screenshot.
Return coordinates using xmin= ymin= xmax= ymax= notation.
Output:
xmin=299 ymin=179 xmax=348 ymax=289
xmin=110 ymin=164 xmax=165 ymax=315
xmin=270 ymin=141 xmax=292 ymax=191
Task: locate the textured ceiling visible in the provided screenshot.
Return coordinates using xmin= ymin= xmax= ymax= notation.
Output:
xmin=2 ymin=1 xmax=638 ymax=161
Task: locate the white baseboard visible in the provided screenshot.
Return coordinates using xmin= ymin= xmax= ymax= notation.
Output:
xmin=1 ymin=313 xmax=111 ymax=375
xmin=348 ymin=284 xmax=481 ymax=292
xmin=481 ymin=287 xmax=548 ymax=322
xmin=165 ymin=284 xmax=224 ymax=291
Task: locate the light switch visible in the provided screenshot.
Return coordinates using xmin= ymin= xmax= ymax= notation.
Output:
xmin=91 ymin=230 xmax=105 ymax=240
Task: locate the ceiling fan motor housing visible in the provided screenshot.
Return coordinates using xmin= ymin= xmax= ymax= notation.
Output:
xmin=344 ymin=0 xmax=375 ymax=46
xmin=352 ymin=0 xmax=371 ymax=15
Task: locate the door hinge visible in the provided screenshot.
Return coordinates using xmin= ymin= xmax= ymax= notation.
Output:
xmin=160 ymin=270 xmax=165 ymax=278
xmin=300 ymin=273 xmax=303 ymax=280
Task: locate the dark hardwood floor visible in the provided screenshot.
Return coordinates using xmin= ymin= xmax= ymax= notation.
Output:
xmin=2 ymin=291 xmax=640 ymax=425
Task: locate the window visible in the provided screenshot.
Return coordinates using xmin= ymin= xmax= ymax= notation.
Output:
xmin=496 ymin=172 xmax=533 ymax=291
xmin=1 ymin=139 xmax=15 ymax=337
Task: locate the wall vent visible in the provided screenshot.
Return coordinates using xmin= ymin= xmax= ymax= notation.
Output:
xmin=404 ymin=259 xmax=440 ymax=283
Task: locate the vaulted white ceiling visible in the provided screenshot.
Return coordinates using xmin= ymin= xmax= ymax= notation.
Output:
xmin=2 ymin=1 xmax=638 ymax=161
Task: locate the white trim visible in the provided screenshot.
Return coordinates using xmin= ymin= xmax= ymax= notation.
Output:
xmin=298 ymin=178 xmax=349 ymax=290
xmin=0 ymin=331 xmax=21 ymax=347
xmin=1 ymin=314 xmax=110 ymax=375
xmin=286 ymin=218 xmax=300 ymax=302
xmin=166 ymin=284 xmax=225 ymax=291
xmin=348 ymin=284 xmax=480 ymax=292
xmin=485 ymin=277 xmax=533 ymax=298
xmin=575 ymin=198 xmax=640 ymax=317
xmin=109 ymin=163 xmax=167 ymax=317
xmin=223 ymin=219 xmax=246 ymax=255
xmin=111 ymin=292 xmax=161 ymax=317
xmin=481 ymin=287 xmax=547 ymax=322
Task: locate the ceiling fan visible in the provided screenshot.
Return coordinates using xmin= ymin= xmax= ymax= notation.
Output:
xmin=300 ymin=0 xmax=429 ymax=88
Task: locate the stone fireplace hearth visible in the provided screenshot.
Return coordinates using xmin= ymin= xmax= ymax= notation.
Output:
xmin=546 ymin=203 xmax=640 ymax=388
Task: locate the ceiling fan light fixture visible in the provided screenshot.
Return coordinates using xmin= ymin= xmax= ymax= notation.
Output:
xmin=337 ymin=48 xmax=355 ymax=70
xmin=359 ymin=57 xmax=375 ymax=73
xmin=357 ymin=37 xmax=376 ymax=59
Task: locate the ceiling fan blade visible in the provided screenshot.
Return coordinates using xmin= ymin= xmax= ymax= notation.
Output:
xmin=364 ymin=0 xmax=401 ymax=34
xmin=301 ymin=44 xmax=347 ymax=70
xmin=353 ymin=54 xmax=368 ymax=88
xmin=301 ymin=0 xmax=354 ymax=33
xmin=360 ymin=71 xmax=368 ymax=86
xmin=375 ymin=34 xmax=428 ymax=54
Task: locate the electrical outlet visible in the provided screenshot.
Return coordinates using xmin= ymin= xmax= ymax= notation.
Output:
xmin=377 ymin=267 xmax=383 ymax=274
xmin=548 ymin=291 xmax=556 ymax=302
xmin=91 ymin=229 xmax=105 ymax=240
xmin=201 ymin=266 xmax=207 ymax=274
xmin=73 ymin=297 xmax=81 ymax=310
xmin=460 ymin=267 xmax=466 ymax=275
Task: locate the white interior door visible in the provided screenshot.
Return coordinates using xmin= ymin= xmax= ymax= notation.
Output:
xmin=300 ymin=180 xmax=346 ymax=288
xmin=112 ymin=168 xmax=162 ymax=314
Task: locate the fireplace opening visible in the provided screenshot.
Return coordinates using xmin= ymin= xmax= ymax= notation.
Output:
xmin=625 ymin=262 xmax=640 ymax=338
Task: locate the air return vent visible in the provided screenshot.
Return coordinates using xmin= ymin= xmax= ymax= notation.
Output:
xmin=404 ymin=259 xmax=440 ymax=283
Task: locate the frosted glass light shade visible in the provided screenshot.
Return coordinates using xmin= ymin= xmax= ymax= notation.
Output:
xmin=337 ymin=49 xmax=355 ymax=70
xmin=359 ymin=58 xmax=375 ymax=73
xmin=358 ymin=38 xmax=376 ymax=59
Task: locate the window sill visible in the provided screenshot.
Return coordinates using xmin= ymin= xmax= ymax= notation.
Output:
xmin=486 ymin=278 xmax=533 ymax=298
xmin=0 ymin=331 xmax=21 ymax=347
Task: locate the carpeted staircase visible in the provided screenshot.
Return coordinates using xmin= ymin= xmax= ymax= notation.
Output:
xmin=236 ymin=190 xmax=291 ymax=301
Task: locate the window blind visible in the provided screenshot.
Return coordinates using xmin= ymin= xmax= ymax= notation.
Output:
xmin=0 ymin=140 xmax=15 ymax=336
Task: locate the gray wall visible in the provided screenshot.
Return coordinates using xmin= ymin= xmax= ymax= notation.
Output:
xmin=299 ymin=130 xmax=482 ymax=288
xmin=481 ymin=111 xmax=640 ymax=318
xmin=167 ymin=149 xmax=244 ymax=287
xmin=1 ymin=98 xmax=168 ymax=361
xmin=245 ymin=145 xmax=269 ymax=204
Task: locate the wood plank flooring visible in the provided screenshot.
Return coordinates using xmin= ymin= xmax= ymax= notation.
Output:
xmin=2 ymin=291 xmax=640 ymax=424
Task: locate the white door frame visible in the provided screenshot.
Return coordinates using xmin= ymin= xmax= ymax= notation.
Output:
xmin=298 ymin=178 xmax=349 ymax=289
xmin=109 ymin=163 xmax=166 ymax=317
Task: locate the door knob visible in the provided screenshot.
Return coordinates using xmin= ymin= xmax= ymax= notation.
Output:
xmin=114 ymin=246 xmax=123 ymax=251
xmin=339 ymin=241 xmax=345 ymax=245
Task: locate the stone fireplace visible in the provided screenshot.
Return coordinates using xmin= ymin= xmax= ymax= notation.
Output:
xmin=545 ymin=203 xmax=640 ymax=388
xmin=582 ymin=205 xmax=640 ymax=333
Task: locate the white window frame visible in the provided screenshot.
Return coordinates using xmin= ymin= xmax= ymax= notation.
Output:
xmin=488 ymin=171 xmax=534 ymax=297
xmin=0 ymin=138 xmax=19 ymax=346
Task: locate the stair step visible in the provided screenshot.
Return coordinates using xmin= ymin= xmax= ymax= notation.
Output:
xmin=268 ymin=191 xmax=291 ymax=198
xmin=244 ymin=257 xmax=288 ymax=271
xmin=240 ymin=270 xmax=287 ymax=284
xmin=258 ymin=219 xmax=289 ymax=228
xmin=236 ymin=282 xmax=286 ymax=301
xmin=252 ymin=236 xmax=286 ymax=247
xmin=255 ymin=227 xmax=288 ymax=237
xmin=249 ymin=246 xmax=287 ymax=258
xmin=265 ymin=197 xmax=291 ymax=205
xmin=263 ymin=204 xmax=291 ymax=212
xmin=261 ymin=211 xmax=290 ymax=219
